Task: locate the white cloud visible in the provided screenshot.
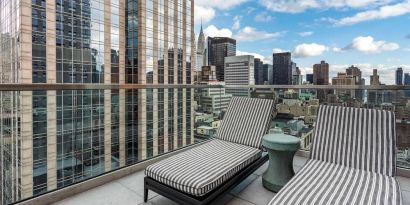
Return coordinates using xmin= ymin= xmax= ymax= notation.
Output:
xmin=335 ymin=1 xmax=410 ymax=25
xmin=259 ymin=0 xmax=319 ymax=13
xmin=203 ymin=25 xmax=233 ymax=38
xmin=194 ymin=0 xmax=249 ymax=24
xmin=196 ymin=0 xmax=248 ymax=10
xmin=194 ymin=6 xmax=216 ymax=24
xmin=254 ymin=12 xmax=274 ymax=22
xmin=294 ymin=43 xmax=328 ymax=58
xmin=332 ymin=47 xmax=344 ymax=52
xmin=324 ymin=0 xmax=392 ymax=8
xmin=232 ymin=16 xmax=242 ymax=30
xmin=298 ymin=67 xmax=314 ymax=76
xmin=273 ymin=48 xmax=290 ymax=53
xmin=298 ymin=31 xmax=314 ymax=37
xmin=345 ymin=36 xmax=400 ymax=53
xmin=237 ymin=50 xmax=269 ymax=62
xmin=234 ymin=27 xmax=284 ymax=42
xmin=259 ymin=0 xmax=391 ymax=13
xmin=247 ymin=7 xmax=257 ymax=14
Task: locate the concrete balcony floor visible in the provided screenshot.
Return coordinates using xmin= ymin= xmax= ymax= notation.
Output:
xmin=53 ymin=156 xmax=410 ymax=205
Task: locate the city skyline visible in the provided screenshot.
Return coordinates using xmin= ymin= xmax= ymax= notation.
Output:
xmin=194 ymin=0 xmax=410 ymax=84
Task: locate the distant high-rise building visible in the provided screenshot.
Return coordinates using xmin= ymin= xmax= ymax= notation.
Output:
xmin=405 ymin=73 xmax=410 ymax=84
xmin=346 ymin=65 xmax=364 ymax=101
xmin=263 ymin=64 xmax=274 ymax=85
xmin=200 ymin=66 xmax=217 ymax=82
xmin=369 ymin=69 xmax=381 ymax=105
xmin=405 ymin=73 xmax=410 ymax=97
xmin=306 ymin=74 xmax=314 ymax=84
xmin=207 ymin=37 xmax=236 ymax=81
xmin=313 ymin=61 xmax=329 ymax=102
xmin=313 ymin=61 xmax=329 ymax=85
xmin=292 ymin=67 xmax=303 ymax=85
xmin=254 ymin=58 xmax=265 ymax=85
xmin=396 ymin=68 xmax=404 ymax=85
xmin=346 ymin=65 xmax=362 ymax=80
xmin=198 ymin=81 xmax=232 ymax=115
xmin=224 ymin=55 xmax=255 ymax=97
xmin=197 ymin=67 xmax=232 ymax=115
xmin=370 ymin=69 xmax=381 ymax=85
xmin=272 ymin=52 xmax=292 ymax=85
xmin=196 ymin=23 xmax=206 ymax=72
xmin=332 ymin=72 xmax=356 ymax=99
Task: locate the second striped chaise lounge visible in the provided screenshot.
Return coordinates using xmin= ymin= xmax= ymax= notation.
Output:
xmin=144 ymin=97 xmax=275 ymax=205
xmin=269 ymin=105 xmax=403 ymax=205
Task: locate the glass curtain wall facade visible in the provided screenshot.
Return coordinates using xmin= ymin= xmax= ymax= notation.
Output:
xmin=1 ymin=1 xmax=21 ymax=204
xmin=0 ymin=0 xmax=194 ymax=204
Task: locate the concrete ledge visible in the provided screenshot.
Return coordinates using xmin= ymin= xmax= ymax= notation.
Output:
xmin=17 ymin=141 xmax=209 ymax=205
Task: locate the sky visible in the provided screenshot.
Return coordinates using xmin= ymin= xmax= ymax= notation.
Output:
xmin=194 ymin=0 xmax=410 ymax=85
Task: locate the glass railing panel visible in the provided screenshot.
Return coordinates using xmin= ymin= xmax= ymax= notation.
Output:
xmin=0 ymin=85 xmax=409 ymax=205
xmin=0 ymin=87 xmax=213 ymax=205
xmin=243 ymin=86 xmax=410 ymax=170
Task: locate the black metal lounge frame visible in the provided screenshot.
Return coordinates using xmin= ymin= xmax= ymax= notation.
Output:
xmin=144 ymin=154 xmax=268 ymax=205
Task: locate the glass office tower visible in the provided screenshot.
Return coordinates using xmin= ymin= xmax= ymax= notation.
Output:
xmin=0 ymin=0 xmax=194 ymax=204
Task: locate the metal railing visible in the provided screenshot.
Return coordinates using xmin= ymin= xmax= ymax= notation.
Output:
xmin=0 ymin=84 xmax=409 ymax=205
xmin=0 ymin=83 xmax=409 ymax=91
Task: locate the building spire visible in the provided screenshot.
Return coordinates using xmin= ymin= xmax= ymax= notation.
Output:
xmin=200 ymin=19 xmax=203 ymax=33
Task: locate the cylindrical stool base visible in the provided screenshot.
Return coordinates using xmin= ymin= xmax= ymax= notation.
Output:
xmin=262 ymin=150 xmax=296 ymax=192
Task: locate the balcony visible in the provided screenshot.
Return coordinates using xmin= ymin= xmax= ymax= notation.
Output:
xmin=48 ymin=155 xmax=410 ymax=205
xmin=1 ymin=84 xmax=410 ymax=205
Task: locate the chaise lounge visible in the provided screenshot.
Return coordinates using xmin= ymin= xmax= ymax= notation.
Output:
xmin=269 ymin=105 xmax=403 ymax=205
xmin=144 ymin=97 xmax=275 ymax=205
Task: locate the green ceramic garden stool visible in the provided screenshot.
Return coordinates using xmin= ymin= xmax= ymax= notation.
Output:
xmin=261 ymin=133 xmax=300 ymax=192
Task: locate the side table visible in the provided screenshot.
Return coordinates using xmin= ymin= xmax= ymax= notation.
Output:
xmin=261 ymin=133 xmax=300 ymax=192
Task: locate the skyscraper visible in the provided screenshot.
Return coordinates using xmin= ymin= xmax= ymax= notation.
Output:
xmin=369 ymin=69 xmax=381 ymax=105
xmin=346 ymin=65 xmax=364 ymax=101
xmin=370 ymin=69 xmax=381 ymax=85
xmin=313 ymin=61 xmax=329 ymax=102
xmin=313 ymin=61 xmax=329 ymax=85
xmin=197 ymin=65 xmax=232 ymax=115
xmin=332 ymin=73 xmax=356 ymax=99
xmin=207 ymin=37 xmax=236 ymax=81
xmin=224 ymin=55 xmax=255 ymax=97
xmin=196 ymin=22 xmax=206 ymax=71
xmin=396 ymin=68 xmax=404 ymax=85
xmin=405 ymin=73 xmax=410 ymax=97
xmin=306 ymin=74 xmax=314 ymax=84
xmin=254 ymin=58 xmax=265 ymax=85
xmin=292 ymin=67 xmax=302 ymax=85
xmin=272 ymin=52 xmax=292 ymax=85
xmin=263 ymin=64 xmax=274 ymax=85
xmin=0 ymin=0 xmax=194 ymax=203
xmin=405 ymin=73 xmax=410 ymax=85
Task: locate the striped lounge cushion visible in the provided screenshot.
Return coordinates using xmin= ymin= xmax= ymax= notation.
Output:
xmin=269 ymin=159 xmax=403 ymax=205
xmin=145 ymin=139 xmax=261 ymax=196
xmin=311 ymin=105 xmax=397 ymax=176
xmin=217 ymin=97 xmax=275 ymax=148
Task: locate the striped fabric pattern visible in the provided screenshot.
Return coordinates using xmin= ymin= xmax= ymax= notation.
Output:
xmin=269 ymin=160 xmax=403 ymax=205
xmin=269 ymin=105 xmax=402 ymax=205
xmin=145 ymin=139 xmax=261 ymax=196
xmin=217 ymin=97 xmax=275 ymax=148
xmin=310 ymin=105 xmax=396 ymax=176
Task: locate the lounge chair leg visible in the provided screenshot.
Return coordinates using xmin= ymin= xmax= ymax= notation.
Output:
xmin=144 ymin=187 xmax=148 ymax=202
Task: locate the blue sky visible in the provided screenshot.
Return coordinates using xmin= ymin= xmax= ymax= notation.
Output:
xmin=194 ymin=0 xmax=410 ymax=84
